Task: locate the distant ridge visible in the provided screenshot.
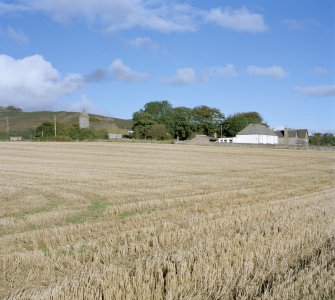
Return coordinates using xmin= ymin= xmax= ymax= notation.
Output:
xmin=0 ymin=108 xmax=133 ymax=133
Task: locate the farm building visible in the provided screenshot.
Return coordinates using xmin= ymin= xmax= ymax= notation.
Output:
xmin=234 ymin=124 xmax=278 ymax=144
xmin=219 ymin=124 xmax=278 ymax=144
xmin=275 ymin=128 xmax=309 ymax=145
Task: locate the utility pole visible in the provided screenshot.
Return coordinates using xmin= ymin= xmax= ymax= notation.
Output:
xmin=220 ymin=124 xmax=222 ymax=138
xmin=54 ymin=115 xmax=57 ymax=138
xmin=6 ymin=117 xmax=9 ymax=133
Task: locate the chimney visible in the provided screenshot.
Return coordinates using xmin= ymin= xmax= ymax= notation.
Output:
xmin=284 ymin=127 xmax=289 ymax=145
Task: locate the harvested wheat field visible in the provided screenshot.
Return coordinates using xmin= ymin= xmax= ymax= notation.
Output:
xmin=0 ymin=142 xmax=334 ymax=299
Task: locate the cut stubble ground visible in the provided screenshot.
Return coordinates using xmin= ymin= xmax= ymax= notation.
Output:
xmin=0 ymin=142 xmax=334 ymax=299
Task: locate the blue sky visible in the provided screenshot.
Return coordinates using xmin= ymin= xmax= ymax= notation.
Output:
xmin=0 ymin=0 xmax=334 ymax=131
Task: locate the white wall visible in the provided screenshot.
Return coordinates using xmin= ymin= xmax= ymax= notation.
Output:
xmin=235 ymin=134 xmax=278 ymax=144
xmin=218 ymin=138 xmax=234 ymax=143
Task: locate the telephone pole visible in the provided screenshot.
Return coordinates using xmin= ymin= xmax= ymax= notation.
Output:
xmin=6 ymin=117 xmax=10 ymax=133
xmin=54 ymin=115 xmax=57 ymax=137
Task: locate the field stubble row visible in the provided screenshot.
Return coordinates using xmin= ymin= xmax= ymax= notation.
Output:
xmin=0 ymin=142 xmax=334 ymax=299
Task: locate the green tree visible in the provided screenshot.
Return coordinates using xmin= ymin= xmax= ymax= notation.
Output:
xmin=309 ymin=133 xmax=322 ymax=146
xmin=192 ymin=105 xmax=224 ymax=136
xmin=132 ymin=111 xmax=155 ymax=139
xmin=321 ymin=133 xmax=335 ymax=146
xmin=142 ymin=100 xmax=173 ymax=123
xmin=223 ymin=112 xmax=265 ymax=137
xmin=35 ymin=122 xmax=55 ymax=138
xmin=167 ymin=107 xmax=195 ymax=140
xmin=147 ymin=124 xmax=170 ymax=140
xmin=310 ymin=133 xmax=335 ymax=146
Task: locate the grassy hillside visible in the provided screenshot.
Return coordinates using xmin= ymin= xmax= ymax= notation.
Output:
xmin=0 ymin=108 xmax=133 ymax=134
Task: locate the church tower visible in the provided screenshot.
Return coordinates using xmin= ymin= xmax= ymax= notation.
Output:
xmin=79 ymin=109 xmax=89 ymax=129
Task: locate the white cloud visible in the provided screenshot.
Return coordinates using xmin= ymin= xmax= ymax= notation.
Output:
xmin=129 ymin=37 xmax=159 ymax=50
xmin=2 ymin=26 xmax=29 ymax=44
xmin=206 ymin=7 xmax=267 ymax=32
xmin=110 ymin=59 xmax=148 ymax=83
xmin=247 ymin=65 xmax=287 ymax=79
xmin=0 ymin=1 xmax=269 ymax=34
xmin=0 ymin=3 xmax=28 ymax=14
xmin=313 ymin=67 xmax=330 ymax=76
xmin=4 ymin=0 xmax=198 ymax=33
xmin=163 ymin=65 xmax=237 ymax=85
xmin=208 ymin=64 xmax=238 ymax=77
xmin=281 ymin=19 xmax=319 ymax=30
xmin=0 ymin=54 xmax=84 ymax=110
xmin=164 ymin=68 xmax=202 ymax=85
xmin=295 ymin=84 xmax=335 ymax=97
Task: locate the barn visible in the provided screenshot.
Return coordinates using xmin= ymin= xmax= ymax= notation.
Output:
xmin=234 ymin=124 xmax=278 ymax=144
xmin=275 ymin=128 xmax=309 ymax=145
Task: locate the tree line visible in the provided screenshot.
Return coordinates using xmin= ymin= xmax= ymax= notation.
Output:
xmin=34 ymin=122 xmax=108 ymax=141
xmin=132 ymin=100 xmax=265 ymax=140
xmin=309 ymin=133 xmax=335 ymax=146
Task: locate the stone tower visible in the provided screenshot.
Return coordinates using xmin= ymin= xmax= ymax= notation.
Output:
xmin=284 ymin=127 xmax=289 ymax=145
xmin=79 ymin=110 xmax=89 ymax=129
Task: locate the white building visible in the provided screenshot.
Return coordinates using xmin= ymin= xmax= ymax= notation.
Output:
xmin=218 ymin=124 xmax=278 ymax=145
xmin=10 ymin=136 xmax=22 ymax=141
xmin=108 ymin=133 xmax=122 ymax=139
xmin=218 ymin=137 xmax=234 ymax=143
xmin=235 ymin=124 xmax=278 ymax=144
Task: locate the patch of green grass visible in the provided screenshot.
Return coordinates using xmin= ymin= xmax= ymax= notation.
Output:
xmin=23 ymin=242 xmax=34 ymax=251
xmin=78 ymin=244 xmax=89 ymax=256
xmin=38 ymin=240 xmax=50 ymax=256
xmin=118 ymin=210 xmax=138 ymax=220
xmin=176 ymin=202 xmax=192 ymax=209
xmin=146 ymin=208 xmax=157 ymax=214
xmin=27 ymin=224 xmax=39 ymax=231
xmin=11 ymin=202 xmax=58 ymax=219
xmin=67 ymin=214 xmax=86 ymax=224
xmin=60 ymin=245 xmax=75 ymax=257
xmin=59 ymin=244 xmax=89 ymax=258
xmin=13 ymin=211 xmax=26 ymax=219
xmin=0 ymin=229 xmax=8 ymax=237
xmin=88 ymin=200 xmax=109 ymax=217
xmin=67 ymin=200 xmax=109 ymax=224
xmin=33 ymin=202 xmax=58 ymax=214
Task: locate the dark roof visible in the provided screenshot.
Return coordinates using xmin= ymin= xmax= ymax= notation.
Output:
xmin=287 ymin=130 xmax=297 ymax=138
xmin=275 ymin=130 xmax=284 ymax=138
xmin=237 ymin=124 xmax=277 ymax=136
xmin=275 ymin=129 xmax=308 ymax=139
xmin=296 ymin=129 xmax=308 ymax=139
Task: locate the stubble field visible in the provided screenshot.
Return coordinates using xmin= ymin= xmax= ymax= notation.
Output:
xmin=0 ymin=142 xmax=334 ymax=299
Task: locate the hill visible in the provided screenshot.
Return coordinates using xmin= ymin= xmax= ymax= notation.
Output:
xmin=0 ymin=107 xmax=133 ymax=135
